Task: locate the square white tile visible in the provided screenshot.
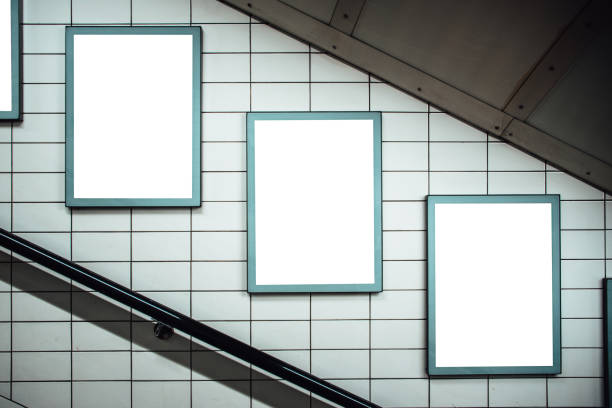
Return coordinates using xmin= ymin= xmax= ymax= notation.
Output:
xmin=202 ymin=172 xmax=246 ymax=201
xmin=23 ymin=55 xmax=65 ymax=83
xmin=192 ymin=202 xmax=246 ymax=231
xmin=251 ymin=295 xmax=309 ymax=320
xmin=13 ymin=114 xmax=65 ymax=142
xmin=12 ymin=173 xmax=65 ymax=202
xmin=371 ymin=349 xmax=427 ymax=378
xmin=430 ymin=113 xmax=486 ymax=141
xmin=72 ymin=382 xmax=131 ymax=408
xmin=72 ymin=209 xmax=130 ymax=231
xmin=311 ymin=294 xmax=369 ymax=320
xmin=192 ymin=291 xmax=250 ymax=320
xmin=311 ymin=320 xmax=369 ymax=349
xmin=561 ymin=200 xmax=604 ymax=230
xmin=547 ymin=378 xmax=603 ymax=407
xmin=23 ymin=0 xmax=70 ymax=23
xmin=371 ymin=290 xmax=425 ymax=319
xmin=382 ymin=142 xmax=428 ymax=171
xmin=192 ymin=231 xmax=246 ymax=260
xmin=430 ymin=378 xmax=487 ymax=407
xmin=489 ymin=378 xmax=546 ymax=407
xmin=203 ymin=83 xmax=250 ymax=112
xmin=310 ymin=83 xmax=369 ymax=111
xmin=430 ymin=172 xmax=487 ymax=194
xmin=561 ymin=289 xmax=602 ymax=318
xmin=429 ymin=142 xmax=486 ymax=171
xmin=311 ymin=349 xmax=369 ymax=379
xmin=72 ymin=0 xmax=131 ymax=24
xmin=371 ymin=319 xmax=425 ymax=349
xmin=251 ymin=83 xmax=309 ymax=111
xmin=382 ymin=260 xmax=426 ymax=290
xmin=23 ymin=84 xmax=64 ymax=113
xmin=382 ymin=113 xmax=428 ymax=141
xmin=202 ymin=113 xmax=246 ymax=141
xmin=203 ymin=53 xmax=250 ymax=83
xmin=251 ymin=321 xmax=309 ymax=350
xmin=251 ymin=53 xmax=309 ymax=82
xmin=132 ymin=209 xmax=191 ymax=231
xmin=202 ymin=142 xmax=246 ymax=172
xmin=199 ymin=24 xmax=250 ymax=52
xmin=488 ymin=171 xmax=545 ymax=194
xmin=383 ymin=231 xmax=425 ymax=260
xmin=132 ymin=0 xmax=189 ymax=23
xmin=382 ymin=172 xmax=428 ymax=200
xmin=13 ymin=203 xmax=71 ymax=232
xmin=22 ymin=25 xmax=66 ymax=53
xmin=191 ymin=261 xmax=246 ymax=290
xmin=371 ymin=379 xmax=429 ymax=408
xmin=72 ymin=232 xmax=131 ymax=262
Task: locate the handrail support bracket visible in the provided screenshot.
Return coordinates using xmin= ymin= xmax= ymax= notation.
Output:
xmin=153 ymin=322 xmax=174 ymax=340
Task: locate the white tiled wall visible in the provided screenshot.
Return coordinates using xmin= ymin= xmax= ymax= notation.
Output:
xmin=0 ymin=0 xmax=609 ymax=407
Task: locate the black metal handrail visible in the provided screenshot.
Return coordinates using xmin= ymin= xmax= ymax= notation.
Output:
xmin=0 ymin=227 xmax=381 ymax=408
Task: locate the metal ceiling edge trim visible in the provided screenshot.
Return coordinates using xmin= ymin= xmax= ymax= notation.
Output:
xmin=217 ymin=0 xmax=612 ymax=194
xmin=330 ymin=0 xmax=366 ymax=36
xmin=218 ymin=0 xmax=511 ymax=136
xmin=504 ymin=0 xmax=609 ymax=120
xmin=502 ymin=120 xmax=612 ymax=194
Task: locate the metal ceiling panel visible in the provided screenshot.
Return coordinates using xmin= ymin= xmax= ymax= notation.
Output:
xmin=279 ymin=0 xmax=338 ymax=23
xmin=353 ymin=0 xmax=587 ymax=109
xmin=528 ymin=25 xmax=612 ymax=167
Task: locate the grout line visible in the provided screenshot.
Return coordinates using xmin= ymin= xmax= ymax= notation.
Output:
xmin=248 ymin=15 xmax=253 ymax=408
xmin=69 ymin=3 xmax=73 ymax=407
xmin=129 ymin=4 xmax=134 ymax=402
xmin=189 ymin=4 xmax=195 ymax=407
xmin=604 ymin=199 xmax=608 ymax=279
xmin=9 ymin=99 xmax=14 ymax=402
xmin=545 ymin=159 xmax=549 ymax=408
xmin=485 ymin=123 xmax=490 ymax=407
xmin=308 ymin=39 xmax=313 ymax=408
xmin=368 ymin=73 xmax=373 ymax=404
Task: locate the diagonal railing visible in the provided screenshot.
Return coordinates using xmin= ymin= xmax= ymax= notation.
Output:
xmin=0 ymin=227 xmax=381 ymax=408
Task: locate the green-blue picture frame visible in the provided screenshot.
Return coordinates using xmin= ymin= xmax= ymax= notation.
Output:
xmin=247 ymin=111 xmax=382 ymax=293
xmin=605 ymin=278 xmax=612 ymax=408
xmin=427 ymin=194 xmax=561 ymax=375
xmin=0 ymin=0 xmax=20 ymax=120
xmin=65 ymin=26 xmax=201 ymax=207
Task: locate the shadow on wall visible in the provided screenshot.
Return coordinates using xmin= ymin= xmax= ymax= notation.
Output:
xmin=0 ymin=251 xmax=333 ymax=408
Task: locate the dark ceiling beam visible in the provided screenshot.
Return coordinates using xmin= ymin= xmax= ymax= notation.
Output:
xmin=504 ymin=0 xmax=610 ymax=120
xmin=218 ymin=0 xmax=612 ymax=194
xmin=502 ymin=119 xmax=612 ymax=190
xmin=329 ymin=0 xmax=365 ymax=36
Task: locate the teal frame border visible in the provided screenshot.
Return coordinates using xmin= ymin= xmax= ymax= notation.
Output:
xmin=0 ymin=0 xmax=20 ymax=120
xmin=427 ymin=194 xmax=561 ymax=375
xmin=605 ymin=278 xmax=611 ymax=407
xmin=247 ymin=111 xmax=382 ymax=293
xmin=65 ymin=26 xmax=201 ymax=207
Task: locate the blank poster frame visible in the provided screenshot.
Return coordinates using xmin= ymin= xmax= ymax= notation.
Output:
xmin=247 ymin=111 xmax=382 ymax=293
xmin=65 ymin=26 xmax=201 ymax=207
xmin=605 ymin=278 xmax=612 ymax=408
xmin=0 ymin=0 xmax=20 ymax=120
xmin=427 ymin=194 xmax=561 ymax=375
